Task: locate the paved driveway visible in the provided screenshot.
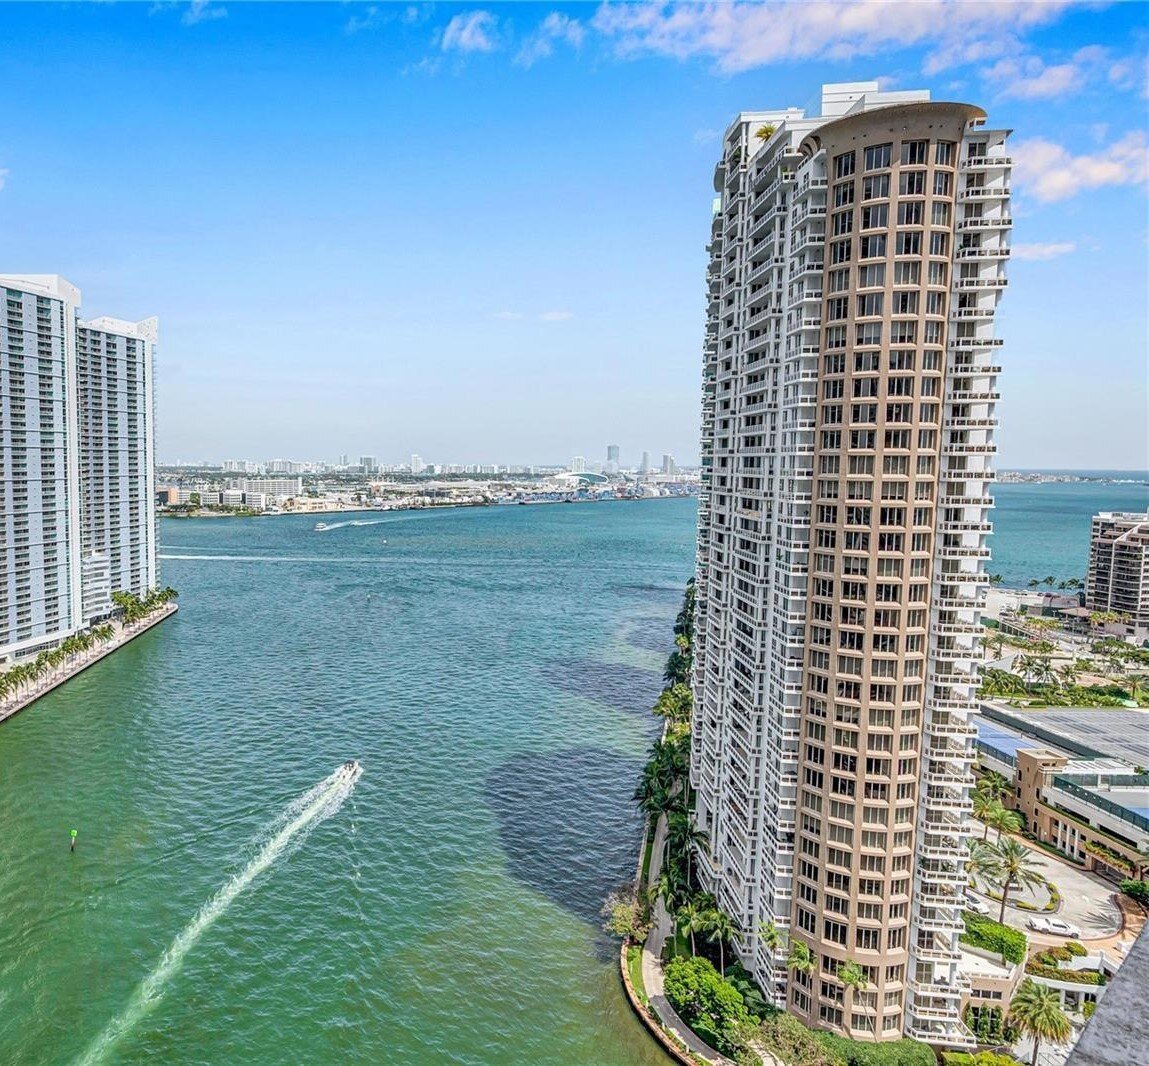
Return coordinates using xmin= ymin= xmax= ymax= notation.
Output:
xmin=969 ymin=832 xmax=1122 ymax=941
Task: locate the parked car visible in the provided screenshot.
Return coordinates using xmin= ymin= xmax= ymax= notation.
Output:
xmin=964 ymin=893 xmax=990 ymax=915
xmin=1028 ymin=916 xmax=1082 ymax=937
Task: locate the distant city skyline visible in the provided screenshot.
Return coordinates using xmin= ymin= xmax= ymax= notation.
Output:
xmin=1 ymin=4 xmax=1145 ymax=468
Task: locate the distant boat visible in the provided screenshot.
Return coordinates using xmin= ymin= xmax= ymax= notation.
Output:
xmin=314 ymin=522 xmax=329 ymax=531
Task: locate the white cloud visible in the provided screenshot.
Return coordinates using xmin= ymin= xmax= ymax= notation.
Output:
xmin=538 ymin=310 xmax=574 ymax=322
xmin=983 ymin=45 xmax=1142 ymax=100
xmin=516 ymin=12 xmax=585 ymax=68
xmin=1013 ymin=131 xmax=1149 ymax=203
xmin=345 ymin=6 xmax=384 ymax=35
xmin=590 ymin=0 xmax=1078 ymax=75
xmin=1011 ymin=242 xmax=1077 ymax=261
xmin=182 ymin=0 xmax=226 ymax=26
xmin=441 ymin=10 xmax=500 ymax=54
xmin=0 ymin=169 xmax=8 ymax=193
xmin=984 ymin=55 xmax=1083 ymax=99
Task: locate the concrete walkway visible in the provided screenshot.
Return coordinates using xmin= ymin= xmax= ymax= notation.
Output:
xmin=0 ymin=604 xmax=177 ymax=725
xmin=641 ymin=811 xmax=733 ymax=1064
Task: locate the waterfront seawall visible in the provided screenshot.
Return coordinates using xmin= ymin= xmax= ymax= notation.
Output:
xmin=0 ymin=604 xmax=178 ymax=726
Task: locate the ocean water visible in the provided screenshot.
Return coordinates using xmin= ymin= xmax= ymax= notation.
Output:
xmin=989 ymin=477 xmax=1147 ymax=586
xmin=0 ymin=501 xmax=694 ymax=1066
xmin=0 ymin=480 xmax=1145 ymax=1065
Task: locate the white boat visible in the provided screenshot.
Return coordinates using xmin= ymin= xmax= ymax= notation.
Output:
xmin=314 ymin=522 xmax=329 ymax=531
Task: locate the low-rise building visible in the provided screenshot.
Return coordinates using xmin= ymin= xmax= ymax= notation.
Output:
xmin=976 ymin=705 xmax=1149 ymax=879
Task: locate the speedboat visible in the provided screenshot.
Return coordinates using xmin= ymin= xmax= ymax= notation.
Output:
xmin=314 ymin=522 xmax=329 ymax=531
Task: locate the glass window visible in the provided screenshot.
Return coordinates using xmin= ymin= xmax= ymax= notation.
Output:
xmin=897 ymin=202 xmax=924 ymax=225
xmin=862 ymin=174 xmax=889 ymax=201
xmin=899 ymin=171 xmax=926 ymax=196
xmin=900 ymin=140 xmax=928 ymax=165
xmin=935 ymin=141 xmax=955 ymax=166
xmin=864 ymin=143 xmax=892 ymax=170
xmin=861 ymin=204 xmax=888 ymax=229
xmin=835 ymin=151 xmax=856 ymax=178
xmin=859 ymin=234 xmax=886 ymax=259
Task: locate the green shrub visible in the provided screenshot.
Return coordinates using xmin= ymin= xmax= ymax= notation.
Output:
xmin=1065 ymin=940 xmax=1087 ymax=958
xmin=662 ymin=955 xmax=750 ymax=1055
xmin=961 ymin=911 xmax=1028 ymax=964
xmin=943 ymin=1054 xmax=1022 ymax=1066
xmin=1119 ymin=879 xmax=1149 ymax=904
xmin=1024 ymin=961 xmax=1105 ymax=985
xmin=756 ymin=1014 xmax=845 ymax=1066
xmin=1083 ymin=1000 xmax=1096 ymax=1019
xmin=814 ymin=1032 xmax=935 ymax=1066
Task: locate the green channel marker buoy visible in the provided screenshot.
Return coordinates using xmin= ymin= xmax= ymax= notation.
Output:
xmin=70 ymin=828 xmax=78 ymax=852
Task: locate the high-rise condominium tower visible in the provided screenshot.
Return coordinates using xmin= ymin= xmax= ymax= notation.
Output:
xmin=0 ymin=275 xmax=157 ymax=661
xmin=691 ymin=83 xmax=1010 ymax=1049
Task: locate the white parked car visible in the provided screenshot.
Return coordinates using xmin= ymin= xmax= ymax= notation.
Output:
xmin=964 ymin=893 xmax=990 ymax=915
xmin=1028 ymin=916 xmax=1082 ymax=937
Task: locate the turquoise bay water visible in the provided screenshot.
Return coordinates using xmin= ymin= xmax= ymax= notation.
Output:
xmin=989 ymin=478 xmax=1147 ymax=586
xmin=1 ymin=481 xmax=1146 ymax=1065
xmin=0 ymin=501 xmax=694 ymax=1065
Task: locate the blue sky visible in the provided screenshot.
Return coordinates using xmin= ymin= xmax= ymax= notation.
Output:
xmin=1 ymin=2 xmax=1146 ymax=469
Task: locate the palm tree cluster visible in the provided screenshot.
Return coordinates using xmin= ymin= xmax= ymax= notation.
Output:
xmin=0 ymin=623 xmax=116 ymax=703
xmin=112 ymin=586 xmax=178 ymax=624
xmin=968 ymin=772 xmax=1047 ymax=921
xmin=971 ymin=771 xmax=1023 ymax=843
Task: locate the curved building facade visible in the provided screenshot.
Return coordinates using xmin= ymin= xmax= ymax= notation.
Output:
xmin=691 ymin=83 xmax=1010 ymax=1048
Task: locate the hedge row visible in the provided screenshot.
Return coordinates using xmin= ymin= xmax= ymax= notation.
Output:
xmin=960 ymin=912 xmax=1028 ymax=964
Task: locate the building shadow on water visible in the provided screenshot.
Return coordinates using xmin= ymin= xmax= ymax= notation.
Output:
xmin=485 ymin=747 xmax=648 ymax=959
xmin=539 ymin=658 xmax=665 ymax=717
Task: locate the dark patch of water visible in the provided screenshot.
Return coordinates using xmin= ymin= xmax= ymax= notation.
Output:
xmin=484 ymin=747 xmax=645 ymax=958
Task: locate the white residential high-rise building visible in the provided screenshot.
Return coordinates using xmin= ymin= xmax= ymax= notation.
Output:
xmin=640 ymin=450 xmax=651 ymax=474
xmin=77 ymin=315 xmax=158 ymax=620
xmin=1 ymin=275 xmax=158 ymax=661
xmin=571 ymin=455 xmax=586 ymax=473
xmin=661 ymin=453 xmax=676 ymax=475
xmin=410 ymin=453 xmax=425 ymax=475
xmin=691 ymin=83 xmax=1010 ymax=1049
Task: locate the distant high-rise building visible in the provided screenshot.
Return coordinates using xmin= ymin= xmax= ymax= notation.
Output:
xmin=410 ymin=454 xmax=425 ymax=475
xmin=571 ymin=456 xmax=586 ymax=473
xmin=0 ymin=274 xmax=157 ymax=661
xmin=606 ymin=444 xmax=620 ymax=474
xmin=338 ymin=454 xmax=348 ymax=467
xmin=690 ymin=82 xmax=1010 ymax=1049
xmin=360 ymin=455 xmax=378 ymax=474
xmin=661 ymin=453 xmax=675 ymax=475
xmin=77 ymin=314 xmax=158 ymax=620
xmin=1087 ymin=512 xmax=1149 ymax=632
xmin=640 ymin=451 xmax=651 ymax=474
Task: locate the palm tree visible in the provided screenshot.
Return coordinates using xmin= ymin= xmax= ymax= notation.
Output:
xmin=987 ymin=804 xmax=1023 ymax=841
xmin=704 ymin=909 xmax=736 ymax=977
xmin=758 ymin=919 xmax=784 ymax=957
xmin=966 ymin=839 xmax=994 ymax=890
xmin=786 ymin=939 xmax=814 ymax=994
xmin=1057 ymin=661 xmax=1081 ymax=689
xmin=973 ymin=791 xmax=1001 ymax=841
xmin=837 ymin=960 xmax=871 ymax=1037
xmin=1008 ymin=979 xmax=1072 ymax=1066
xmin=978 ymin=770 xmax=1011 ymax=802
xmin=679 ymin=900 xmax=705 ymax=956
xmin=755 ymin=123 xmax=776 ymax=141
xmin=981 ymin=839 xmax=1046 ymax=923
xmin=665 ymin=811 xmax=708 ymax=886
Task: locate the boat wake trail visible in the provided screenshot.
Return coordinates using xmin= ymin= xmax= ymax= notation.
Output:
xmin=76 ymin=762 xmax=363 ymax=1065
xmin=315 ymin=518 xmax=389 ymax=532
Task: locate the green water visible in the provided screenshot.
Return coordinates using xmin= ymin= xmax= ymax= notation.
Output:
xmin=4 ymin=480 xmax=1144 ymax=1064
xmin=0 ymin=501 xmax=696 ymax=1065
